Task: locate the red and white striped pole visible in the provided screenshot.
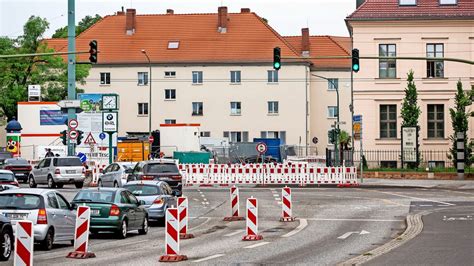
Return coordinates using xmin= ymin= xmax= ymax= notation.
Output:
xmin=14 ymin=220 xmax=33 ymax=266
xmin=178 ymin=197 xmax=194 ymax=239
xmin=67 ymin=206 xmax=96 ymax=259
xmin=242 ymin=197 xmax=263 ymax=241
xmin=280 ymin=186 xmax=295 ymax=222
xmin=223 ymin=186 xmax=244 ymax=221
xmin=159 ymin=208 xmax=188 ymax=262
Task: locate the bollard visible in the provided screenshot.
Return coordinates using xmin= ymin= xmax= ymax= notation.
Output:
xmin=178 ymin=197 xmax=194 ymax=239
xmin=280 ymin=186 xmax=295 ymax=222
xmin=14 ymin=220 xmax=33 ymax=266
xmin=67 ymin=206 xmax=96 ymax=259
xmin=242 ymin=197 xmax=263 ymax=241
xmin=223 ymin=186 xmax=245 ymax=221
xmin=159 ymin=208 xmax=188 ymax=262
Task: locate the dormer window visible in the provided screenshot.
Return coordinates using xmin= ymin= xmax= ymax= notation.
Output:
xmin=439 ymin=0 xmax=457 ymax=5
xmin=399 ymin=0 xmax=416 ymax=5
xmin=168 ymin=41 xmax=179 ymax=49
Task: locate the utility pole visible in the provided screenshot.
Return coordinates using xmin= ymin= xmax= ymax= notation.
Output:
xmin=67 ymin=0 xmax=76 ymax=156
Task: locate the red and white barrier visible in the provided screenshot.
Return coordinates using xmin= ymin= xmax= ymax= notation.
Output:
xmin=14 ymin=220 xmax=33 ymax=266
xmin=280 ymin=186 xmax=295 ymax=222
xmin=159 ymin=208 xmax=188 ymax=262
xmin=242 ymin=197 xmax=263 ymax=241
xmin=223 ymin=186 xmax=245 ymax=221
xmin=178 ymin=197 xmax=194 ymax=239
xmin=67 ymin=206 xmax=96 ymax=259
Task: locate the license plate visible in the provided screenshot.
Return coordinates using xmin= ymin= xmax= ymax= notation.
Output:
xmin=91 ymin=209 xmax=100 ymax=216
xmin=15 ymin=173 xmax=25 ymax=176
xmin=8 ymin=213 xmax=27 ymax=220
xmin=66 ymin=170 xmax=76 ymax=174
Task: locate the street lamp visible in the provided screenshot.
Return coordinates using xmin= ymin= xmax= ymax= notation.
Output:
xmin=141 ymin=50 xmax=152 ymax=141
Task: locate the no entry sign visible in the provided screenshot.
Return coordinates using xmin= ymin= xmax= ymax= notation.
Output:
xmin=256 ymin=142 xmax=267 ymax=154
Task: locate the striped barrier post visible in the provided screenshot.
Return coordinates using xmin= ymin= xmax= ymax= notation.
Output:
xmin=280 ymin=186 xmax=295 ymax=222
xmin=14 ymin=220 xmax=33 ymax=266
xmin=223 ymin=186 xmax=245 ymax=221
xmin=242 ymin=197 xmax=263 ymax=241
xmin=67 ymin=206 xmax=96 ymax=259
xmin=159 ymin=208 xmax=188 ymax=262
xmin=178 ymin=197 xmax=194 ymax=239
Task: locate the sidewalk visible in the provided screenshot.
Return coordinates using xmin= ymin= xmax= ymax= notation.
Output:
xmin=359 ymin=178 xmax=474 ymax=190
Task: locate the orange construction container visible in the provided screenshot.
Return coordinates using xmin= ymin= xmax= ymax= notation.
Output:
xmin=117 ymin=141 xmax=150 ymax=162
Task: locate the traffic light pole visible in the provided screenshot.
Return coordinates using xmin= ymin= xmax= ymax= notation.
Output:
xmin=67 ymin=0 xmax=76 ymax=156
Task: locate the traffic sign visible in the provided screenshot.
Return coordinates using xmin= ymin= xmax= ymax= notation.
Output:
xmin=149 ymin=135 xmax=154 ymax=143
xmin=102 ymin=112 xmax=118 ymax=133
xmin=256 ymin=142 xmax=267 ymax=154
xmin=77 ymin=152 xmax=87 ymax=163
xmin=99 ymin=132 xmax=106 ymax=140
xmin=68 ymin=130 xmax=78 ymax=139
xmin=84 ymin=133 xmax=97 ymax=145
xmin=68 ymin=119 xmax=78 ymax=129
xmin=58 ymin=100 xmax=81 ymax=109
xmin=312 ymin=137 xmax=319 ymax=144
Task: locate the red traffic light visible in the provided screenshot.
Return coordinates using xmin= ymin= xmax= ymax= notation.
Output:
xmin=89 ymin=40 xmax=98 ymax=63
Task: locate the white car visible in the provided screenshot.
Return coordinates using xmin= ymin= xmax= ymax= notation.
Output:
xmin=28 ymin=157 xmax=85 ymax=189
xmin=98 ymin=162 xmax=136 ymax=188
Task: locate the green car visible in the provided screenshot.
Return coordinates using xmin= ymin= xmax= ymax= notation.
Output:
xmin=72 ymin=188 xmax=148 ymax=239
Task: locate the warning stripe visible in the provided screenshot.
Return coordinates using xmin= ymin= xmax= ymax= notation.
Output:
xmin=167 ymin=222 xmax=179 ymax=242
xmin=283 ymin=197 xmax=291 ymax=209
xmin=20 ymin=222 xmax=32 ymax=237
xmin=16 ymin=238 xmax=31 ymax=266
xmin=76 ymin=220 xmax=88 ymax=240
xmin=247 ymin=207 xmax=257 ymax=225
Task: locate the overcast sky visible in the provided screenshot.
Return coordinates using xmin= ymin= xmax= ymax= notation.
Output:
xmin=0 ymin=0 xmax=355 ymax=38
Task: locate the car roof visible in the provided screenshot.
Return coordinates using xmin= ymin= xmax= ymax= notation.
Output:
xmin=0 ymin=188 xmax=57 ymax=195
xmin=81 ymin=187 xmax=122 ymax=192
xmin=145 ymin=159 xmax=177 ymax=164
xmin=5 ymin=157 xmax=27 ymax=161
xmin=0 ymin=170 xmax=14 ymax=174
xmin=125 ymin=180 xmax=165 ymax=186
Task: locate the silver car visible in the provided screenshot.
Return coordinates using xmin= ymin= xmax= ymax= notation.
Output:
xmin=0 ymin=188 xmax=76 ymax=250
xmin=29 ymin=157 xmax=85 ymax=189
xmin=98 ymin=162 xmax=136 ymax=188
xmin=123 ymin=181 xmax=177 ymax=222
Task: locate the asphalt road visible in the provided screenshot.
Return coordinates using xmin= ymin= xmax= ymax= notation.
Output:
xmin=1 ymin=184 xmax=473 ymax=265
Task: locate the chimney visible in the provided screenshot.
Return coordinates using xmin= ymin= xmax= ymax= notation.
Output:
xmin=241 ymin=8 xmax=251 ymax=13
xmin=126 ymin=8 xmax=136 ymax=35
xmin=217 ymin=6 xmax=228 ymax=33
xmin=166 ymin=9 xmax=174 ymax=15
xmin=117 ymin=6 xmax=125 ymax=15
xmin=356 ymin=0 xmax=366 ymax=8
xmin=301 ymin=28 xmax=310 ymax=57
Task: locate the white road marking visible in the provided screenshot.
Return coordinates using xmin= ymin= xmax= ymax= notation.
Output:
xmin=419 ymin=204 xmax=433 ymax=207
xmin=374 ymin=190 xmax=455 ymax=206
xmin=360 ymin=230 xmax=370 ymax=235
xmin=306 ymin=218 xmax=403 ymax=222
xmin=274 ymin=198 xmax=281 ymax=201
xmin=337 ymin=232 xmax=355 ymax=239
xmin=193 ymin=254 xmax=225 ymax=263
xmin=224 ymin=229 xmax=245 ymax=237
xmin=200 ymin=194 xmax=206 ymax=197
xmin=281 ymin=218 xmax=308 ymax=238
xmin=277 ymin=202 xmax=282 ymax=205
xmin=243 ymin=241 xmax=270 ymax=249
xmin=190 ymin=217 xmax=211 ymax=231
xmin=193 ymin=198 xmax=199 ymax=202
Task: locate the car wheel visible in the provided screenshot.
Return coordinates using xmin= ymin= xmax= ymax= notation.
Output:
xmin=75 ymin=182 xmax=84 ymax=189
xmin=56 ymin=183 xmax=64 ymax=189
xmin=41 ymin=228 xmax=54 ymax=250
xmin=98 ymin=179 xmax=103 ymax=187
xmin=47 ymin=176 xmax=56 ymax=188
xmin=0 ymin=228 xmax=12 ymax=261
xmin=113 ymin=181 xmax=119 ymax=188
xmin=116 ymin=220 xmax=127 ymax=239
xmin=138 ymin=217 xmax=149 ymax=235
xmin=28 ymin=175 xmax=37 ymax=188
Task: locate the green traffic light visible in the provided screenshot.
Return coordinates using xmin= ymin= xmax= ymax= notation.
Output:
xmin=352 ymin=64 xmax=359 ymax=71
xmin=274 ymin=62 xmax=281 ymax=69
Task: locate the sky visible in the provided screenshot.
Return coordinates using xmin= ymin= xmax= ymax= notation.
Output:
xmin=0 ymin=0 xmax=355 ymax=39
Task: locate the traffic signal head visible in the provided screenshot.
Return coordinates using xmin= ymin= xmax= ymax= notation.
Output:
xmin=352 ymin=48 xmax=360 ymax=72
xmin=328 ymin=129 xmax=336 ymax=144
xmin=77 ymin=130 xmax=84 ymax=145
xmin=60 ymin=130 xmax=67 ymax=145
xmin=273 ymin=47 xmax=281 ymax=70
xmin=89 ymin=40 xmax=98 ymax=63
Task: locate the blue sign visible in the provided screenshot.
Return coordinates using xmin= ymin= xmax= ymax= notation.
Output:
xmin=40 ymin=110 xmax=67 ymax=126
xmin=77 ymin=152 xmax=87 ymax=163
xmin=99 ymin=133 xmax=106 ymax=140
xmin=353 ymin=115 xmax=362 ymax=122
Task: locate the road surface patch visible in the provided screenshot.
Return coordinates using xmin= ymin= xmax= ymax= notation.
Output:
xmin=243 ymin=242 xmax=270 ymax=249
xmin=281 ymin=218 xmax=307 ymax=238
xmin=193 ymin=254 xmax=225 ymax=263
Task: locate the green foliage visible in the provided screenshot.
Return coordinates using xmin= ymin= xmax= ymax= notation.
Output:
xmin=0 ymin=16 xmax=91 ymax=120
xmin=448 ymin=81 xmax=473 ymax=168
xmin=400 ymin=70 xmax=421 ymax=168
xmin=52 ymin=14 xmax=102 ymax=38
xmin=338 ymin=130 xmax=352 ymax=150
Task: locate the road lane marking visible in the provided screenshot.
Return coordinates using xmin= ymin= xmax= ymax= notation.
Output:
xmin=380 ymin=198 xmax=410 ymax=207
xmin=419 ymin=204 xmax=433 ymax=207
xmin=224 ymin=229 xmax=245 ymax=237
xmin=372 ymin=190 xmax=455 ymax=206
xmin=338 ymin=230 xmax=371 ymax=239
xmin=190 ymin=217 xmax=212 ymax=231
xmin=243 ymin=241 xmax=270 ymax=249
xmin=281 ymin=218 xmax=307 ymax=238
xmin=306 ymin=218 xmax=403 ymax=222
xmin=193 ymin=254 xmax=225 ymax=263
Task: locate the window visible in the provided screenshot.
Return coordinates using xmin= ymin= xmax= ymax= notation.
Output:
xmin=56 ymin=194 xmax=70 ymax=210
xmin=200 ymin=131 xmax=211 ymax=137
xmin=328 ymin=79 xmax=338 ymax=90
xmin=399 ymin=0 xmax=416 ymax=5
xmin=192 ymin=71 xmax=203 ymax=84
xmin=120 ymin=192 xmax=130 ymax=204
xmin=137 ymin=72 xmax=148 ymax=85
xmin=427 ymin=104 xmax=444 ymax=138
xmin=379 ymin=44 xmax=397 ymax=78
xmin=268 ymin=101 xmax=279 ymax=114
xmin=260 ymin=131 xmax=286 ymax=144
xmin=168 ymin=41 xmax=179 ymax=49
xmin=230 ymin=71 xmax=241 ymax=84
xmin=100 ymin=72 xmax=110 ymax=85
xmin=165 ymin=89 xmax=176 ymax=100
xmin=427 ymin=44 xmax=444 ymax=78
xmin=138 ymin=103 xmax=148 ymax=116
xmin=126 ymin=191 xmax=139 ymax=205
xmin=230 ymin=102 xmax=241 ymax=115
xmin=267 ymin=70 xmax=278 ymax=83
xmin=47 ymin=193 xmax=59 ymax=209
xmin=223 ymin=131 xmax=249 ymax=143
xmin=164 ymin=119 xmax=176 ymax=124
xmin=380 ymin=161 xmax=397 ymax=168
xmin=165 ymin=71 xmax=176 ymax=78
xmin=380 ymin=105 xmax=397 ymax=139
xmin=439 ymin=0 xmax=457 ymax=5
xmin=192 ymin=102 xmax=203 ymax=116
xmin=328 ymin=106 xmax=338 ymax=118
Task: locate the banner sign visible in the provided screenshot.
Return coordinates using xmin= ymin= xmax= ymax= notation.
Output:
xmin=352 ymin=115 xmax=362 ymax=141
xmin=402 ymin=126 xmax=418 ymax=163
xmin=78 ymin=93 xmax=103 ymax=112
xmin=40 ymin=110 xmax=67 ymax=126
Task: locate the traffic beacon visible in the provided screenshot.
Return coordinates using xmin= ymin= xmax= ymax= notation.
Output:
xmin=351 ymin=48 xmax=360 ymax=73
xmin=89 ymin=40 xmax=98 ymax=63
xmin=273 ymin=47 xmax=281 ymax=70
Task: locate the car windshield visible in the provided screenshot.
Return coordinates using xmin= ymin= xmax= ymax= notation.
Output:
xmin=0 ymin=173 xmax=15 ymax=181
xmin=73 ymin=190 xmax=115 ymax=203
xmin=4 ymin=159 xmax=28 ymax=165
xmin=0 ymin=194 xmax=42 ymax=210
xmin=54 ymin=158 xmax=82 ymax=167
xmin=124 ymin=184 xmax=161 ymax=196
xmin=145 ymin=163 xmax=179 ymax=174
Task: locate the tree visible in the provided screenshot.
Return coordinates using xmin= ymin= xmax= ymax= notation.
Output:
xmin=52 ymin=14 xmax=102 ymax=38
xmin=338 ymin=130 xmax=352 ymax=165
xmin=0 ymin=16 xmax=90 ymax=120
xmin=448 ymin=81 xmax=473 ymax=168
xmin=400 ymin=70 xmax=421 ymax=168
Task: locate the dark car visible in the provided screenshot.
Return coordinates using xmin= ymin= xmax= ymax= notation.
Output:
xmin=0 ymin=214 xmax=13 ymax=261
xmin=127 ymin=160 xmax=182 ymax=196
xmin=0 ymin=152 xmax=12 ymax=168
xmin=1 ymin=158 xmax=32 ymax=183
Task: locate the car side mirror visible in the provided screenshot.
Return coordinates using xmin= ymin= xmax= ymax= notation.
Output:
xmin=34 ymin=165 xmax=39 ymax=169
xmin=70 ymin=203 xmax=78 ymax=210
xmin=171 ymin=190 xmax=177 ymax=196
xmin=139 ymin=200 xmax=146 ymax=206
xmin=125 ymin=169 xmax=133 ymax=174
